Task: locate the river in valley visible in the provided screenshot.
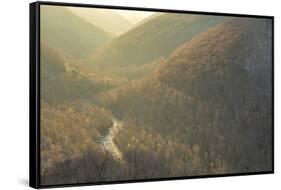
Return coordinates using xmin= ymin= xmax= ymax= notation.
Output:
xmin=100 ymin=118 xmax=126 ymax=166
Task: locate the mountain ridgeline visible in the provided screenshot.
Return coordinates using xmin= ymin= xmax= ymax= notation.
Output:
xmin=91 ymin=14 xmax=229 ymax=68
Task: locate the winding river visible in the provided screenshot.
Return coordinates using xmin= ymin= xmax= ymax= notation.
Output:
xmin=100 ymin=118 xmax=126 ymax=166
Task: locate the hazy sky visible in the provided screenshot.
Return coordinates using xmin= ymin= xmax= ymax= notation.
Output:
xmin=113 ymin=10 xmax=154 ymax=24
xmin=68 ymin=6 xmax=154 ymax=25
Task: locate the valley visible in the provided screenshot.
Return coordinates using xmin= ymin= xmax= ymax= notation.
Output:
xmin=39 ymin=5 xmax=273 ymax=186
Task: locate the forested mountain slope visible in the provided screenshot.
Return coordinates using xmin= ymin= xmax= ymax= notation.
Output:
xmin=94 ymin=17 xmax=273 ymax=173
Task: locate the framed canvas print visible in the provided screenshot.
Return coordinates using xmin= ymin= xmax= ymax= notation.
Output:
xmin=29 ymin=1 xmax=274 ymax=188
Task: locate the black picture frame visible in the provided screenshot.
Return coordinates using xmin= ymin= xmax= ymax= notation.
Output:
xmin=30 ymin=1 xmax=274 ymax=189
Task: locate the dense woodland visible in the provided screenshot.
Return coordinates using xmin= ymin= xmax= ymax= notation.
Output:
xmin=40 ymin=5 xmax=272 ymax=186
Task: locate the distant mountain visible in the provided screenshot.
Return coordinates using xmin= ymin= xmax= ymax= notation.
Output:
xmin=41 ymin=5 xmax=112 ymax=59
xmin=90 ymin=13 xmax=229 ymax=69
xmin=68 ymin=7 xmax=133 ymax=36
